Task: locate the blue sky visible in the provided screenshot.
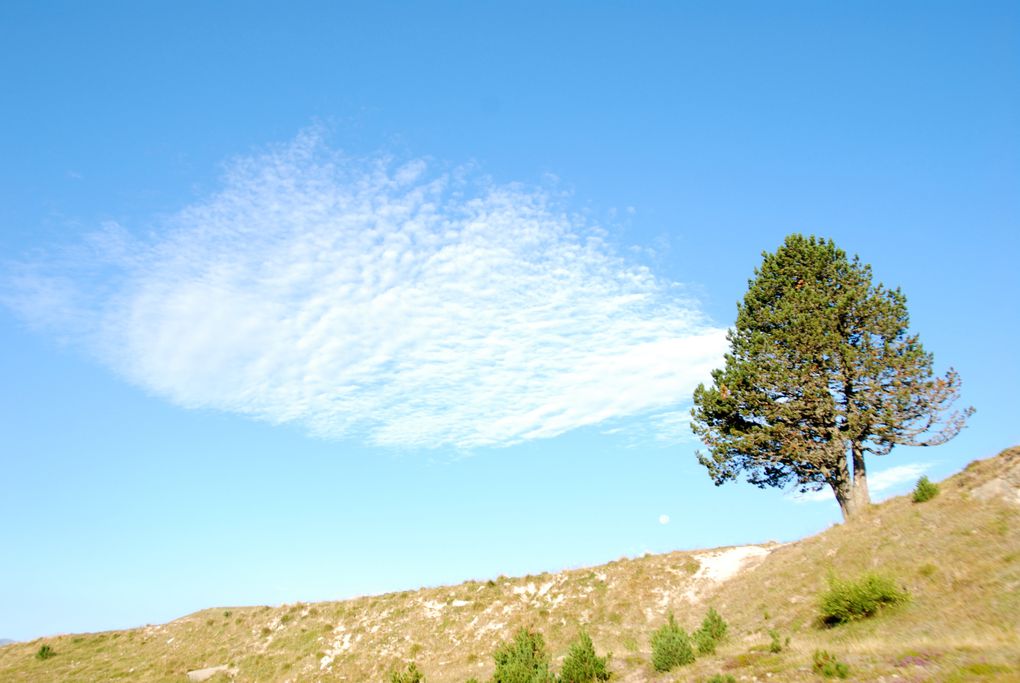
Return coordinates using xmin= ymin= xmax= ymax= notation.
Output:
xmin=1 ymin=1 xmax=1017 ymax=641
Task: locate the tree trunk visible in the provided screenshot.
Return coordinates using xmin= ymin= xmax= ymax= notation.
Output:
xmin=831 ymin=477 xmax=857 ymax=521
xmin=830 ymin=449 xmax=855 ymax=521
xmin=831 ymin=443 xmax=872 ymax=521
xmin=850 ymin=442 xmax=871 ymax=514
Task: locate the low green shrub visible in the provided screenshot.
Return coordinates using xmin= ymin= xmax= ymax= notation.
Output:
xmin=559 ymin=631 xmax=611 ymax=683
xmin=767 ymin=629 xmax=788 ymax=653
xmin=389 ymin=662 xmax=424 ymax=683
xmin=35 ymin=645 xmax=55 ymax=661
xmin=650 ymin=612 xmax=695 ymax=672
xmin=819 ymin=573 xmax=908 ymax=626
xmin=491 ymin=628 xmax=555 ymax=683
xmin=912 ymin=476 xmax=940 ymax=503
xmin=706 ymin=675 xmax=736 ymax=683
xmin=812 ymin=650 xmax=849 ymax=678
xmin=694 ymin=607 xmax=728 ymax=654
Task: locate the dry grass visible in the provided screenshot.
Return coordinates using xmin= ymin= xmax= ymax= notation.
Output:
xmin=1 ymin=446 xmax=1017 ymax=682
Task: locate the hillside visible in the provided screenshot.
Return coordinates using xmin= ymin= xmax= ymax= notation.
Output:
xmin=2 ymin=446 xmax=1018 ymax=682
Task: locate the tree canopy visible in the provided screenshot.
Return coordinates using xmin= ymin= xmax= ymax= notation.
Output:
xmin=691 ymin=234 xmax=973 ymax=519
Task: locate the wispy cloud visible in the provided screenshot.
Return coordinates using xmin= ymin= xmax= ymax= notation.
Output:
xmin=869 ymin=463 xmax=933 ymax=495
xmin=792 ymin=462 xmax=933 ymax=504
xmin=5 ymin=132 xmax=726 ymax=449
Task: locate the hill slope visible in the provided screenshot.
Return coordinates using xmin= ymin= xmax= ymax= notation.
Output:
xmin=2 ymin=447 xmax=1018 ymax=682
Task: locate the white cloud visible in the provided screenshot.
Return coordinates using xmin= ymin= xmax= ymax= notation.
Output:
xmin=6 ymin=132 xmax=727 ymax=449
xmin=649 ymin=410 xmax=696 ymax=444
xmin=869 ymin=462 xmax=933 ymax=495
xmin=791 ymin=461 xmax=933 ymax=504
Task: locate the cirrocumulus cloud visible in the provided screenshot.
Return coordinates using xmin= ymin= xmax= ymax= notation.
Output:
xmin=5 ymin=132 xmax=727 ymax=449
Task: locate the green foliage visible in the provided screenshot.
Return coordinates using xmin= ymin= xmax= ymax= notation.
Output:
xmin=491 ymin=628 xmax=555 ymax=683
xmin=389 ymin=662 xmax=425 ymax=683
xmin=650 ymin=613 xmax=695 ymax=672
xmin=812 ymin=650 xmax=849 ymax=678
xmin=912 ymin=476 xmax=940 ymax=503
xmin=706 ymin=675 xmax=736 ymax=683
xmin=35 ymin=645 xmax=55 ymax=661
xmin=691 ymin=234 xmax=973 ymax=520
xmin=819 ymin=573 xmax=908 ymax=626
xmin=767 ymin=629 xmax=787 ymax=653
xmin=558 ymin=631 xmax=611 ymax=683
xmin=693 ymin=607 xmax=728 ymax=654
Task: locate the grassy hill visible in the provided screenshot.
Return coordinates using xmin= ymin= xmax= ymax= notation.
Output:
xmin=2 ymin=446 xmax=1017 ymax=682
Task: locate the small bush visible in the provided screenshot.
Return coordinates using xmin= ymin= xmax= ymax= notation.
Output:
xmin=694 ymin=608 xmax=728 ymax=654
xmin=491 ymin=628 xmax=555 ymax=683
xmin=35 ymin=645 xmax=55 ymax=661
xmin=389 ymin=662 xmax=424 ymax=683
xmin=812 ymin=650 xmax=849 ymax=678
xmin=650 ymin=612 xmax=695 ymax=672
xmin=912 ymin=476 xmax=940 ymax=503
xmin=706 ymin=675 xmax=736 ymax=683
xmin=768 ymin=629 xmax=788 ymax=653
xmin=559 ymin=631 xmax=611 ymax=682
xmin=819 ymin=573 xmax=908 ymax=626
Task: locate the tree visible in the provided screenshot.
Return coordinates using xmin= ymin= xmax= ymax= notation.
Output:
xmin=389 ymin=662 xmax=425 ymax=683
xmin=490 ymin=628 xmax=555 ymax=683
xmin=691 ymin=234 xmax=972 ymax=520
xmin=559 ymin=631 xmax=612 ymax=683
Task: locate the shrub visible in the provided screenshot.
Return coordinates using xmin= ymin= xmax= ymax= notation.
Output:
xmin=912 ymin=476 xmax=940 ymax=503
xmin=650 ymin=613 xmax=695 ymax=672
xmin=812 ymin=650 xmax=849 ymax=678
xmin=35 ymin=645 xmax=55 ymax=661
xmin=819 ymin=573 xmax=908 ymax=626
xmin=559 ymin=631 xmax=611 ymax=682
xmin=694 ymin=607 xmax=728 ymax=654
xmin=389 ymin=663 xmax=424 ymax=683
xmin=706 ymin=675 xmax=736 ymax=683
xmin=768 ymin=629 xmax=788 ymax=653
xmin=491 ymin=628 xmax=555 ymax=683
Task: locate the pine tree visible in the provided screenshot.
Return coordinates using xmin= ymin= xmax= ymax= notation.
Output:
xmin=490 ymin=628 xmax=555 ymax=683
xmin=691 ymin=234 xmax=972 ymax=520
xmin=559 ymin=631 xmax=611 ymax=683
xmin=389 ymin=662 xmax=425 ymax=683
